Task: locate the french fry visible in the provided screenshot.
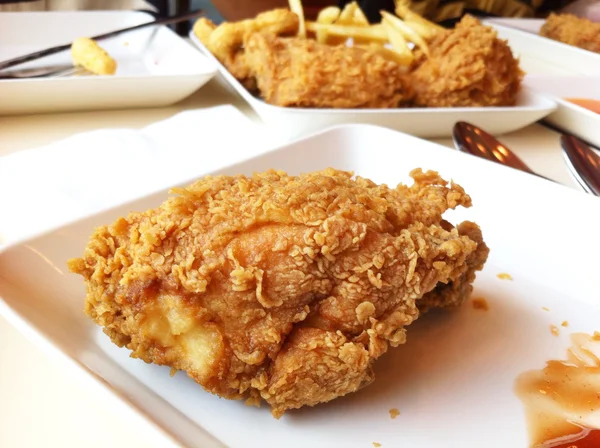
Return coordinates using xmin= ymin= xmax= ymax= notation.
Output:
xmin=317 ymin=6 xmax=341 ymax=23
xmin=351 ymin=5 xmax=377 ymax=43
xmin=362 ymin=43 xmax=413 ymax=66
xmin=336 ymin=2 xmax=358 ymax=25
xmin=353 ymin=6 xmax=370 ymax=27
xmin=394 ymin=2 xmax=443 ymax=39
xmin=71 ymin=37 xmax=116 ymax=75
xmin=381 ymin=21 xmax=414 ymax=66
xmin=403 ymin=19 xmax=441 ymax=40
xmin=315 ymin=6 xmax=341 ymax=43
xmin=306 ymin=22 xmax=389 ymax=42
xmin=329 ymin=3 xmax=371 ymax=44
xmin=288 ymin=0 xmax=306 ymax=38
xmin=380 ymin=11 xmax=429 ymax=55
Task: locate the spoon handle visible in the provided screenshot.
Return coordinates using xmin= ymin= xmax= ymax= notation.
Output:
xmin=561 ymin=135 xmax=600 ymax=196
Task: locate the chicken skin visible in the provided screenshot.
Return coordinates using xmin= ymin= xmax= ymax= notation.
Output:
xmin=410 ymin=15 xmax=523 ymax=107
xmin=540 ymin=13 xmax=600 ymax=54
xmin=68 ymin=168 xmax=488 ymax=417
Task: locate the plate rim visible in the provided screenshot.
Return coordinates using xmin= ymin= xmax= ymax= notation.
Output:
xmin=0 ymin=297 xmax=188 ymax=448
xmin=484 ymin=18 xmax=600 ymax=60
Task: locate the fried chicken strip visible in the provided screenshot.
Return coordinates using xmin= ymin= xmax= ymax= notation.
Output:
xmin=410 ymin=15 xmax=523 ymax=108
xmin=539 ymin=13 xmax=600 ymax=53
xmin=69 ymin=168 xmax=488 ymax=417
xmin=244 ymin=33 xmax=413 ymax=108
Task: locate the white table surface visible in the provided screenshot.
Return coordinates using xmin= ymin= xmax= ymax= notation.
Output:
xmin=0 ymin=74 xmax=578 ymax=448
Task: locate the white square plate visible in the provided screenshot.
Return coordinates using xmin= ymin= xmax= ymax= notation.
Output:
xmin=0 ymin=11 xmax=218 ymax=115
xmin=189 ymin=33 xmax=556 ymax=139
xmin=485 ymin=18 xmax=600 ymax=75
xmin=1 ymin=124 xmax=599 ymax=448
xmin=524 ymin=75 xmax=600 ymax=147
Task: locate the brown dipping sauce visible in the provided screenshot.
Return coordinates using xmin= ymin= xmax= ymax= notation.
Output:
xmin=566 ymin=98 xmax=600 ymax=114
xmin=515 ymin=333 xmax=600 ymax=448
xmin=539 ymin=428 xmax=600 ymax=448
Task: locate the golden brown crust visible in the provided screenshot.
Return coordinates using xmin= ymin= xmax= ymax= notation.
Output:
xmin=193 ymin=10 xmax=299 ymax=91
xmin=418 ymin=221 xmax=489 ymax=312
xmin=244 ymin=33 xmax=413 ymax=108
xmin=69 ymin=168 xmax=488 ymax=417
xmin=539 ymin=13 xmax=600 ymax=54
xmin=410 ymin=15 xmax=523 ymax=107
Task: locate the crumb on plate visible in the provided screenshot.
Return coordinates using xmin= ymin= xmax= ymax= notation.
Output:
xmin=373 ymin=443 xmax=382 ymax=447
xmin=550 ymin=325 xmax=559 ymax=336
xmin=561 ymin=321 xmax=569 ymax=327
xmin=497 ymin=273 xmax=512 ymax=280
xmin=542 ymin=307 xmax=550 ymax=312
xmin=472 ymin=297 xmax=489 ymax=311
xmin=389 ymin=408 xmax=400 ymax=419
xmin=593 ymin=331 xmax=600 ymax=341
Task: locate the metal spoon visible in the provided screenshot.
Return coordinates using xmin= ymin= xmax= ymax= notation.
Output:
xmin=452 ymin=121 xmax=552 ymax=181
xmin=560 ymin=134 xmax=600 ymax=196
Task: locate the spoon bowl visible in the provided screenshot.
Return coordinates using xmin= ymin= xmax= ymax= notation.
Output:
xmin=560 ymin=134 xmax=600 ymax=196
xmin=452 ymin=121 xmax=536 ymax=174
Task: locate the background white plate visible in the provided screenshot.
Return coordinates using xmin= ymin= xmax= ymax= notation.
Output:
xmin=524 ymin=75 xmax=600 ymax=147
xmin=0 ymin=11 xmax=217 ymax=115
xmin=485 ymin=18 xmax=600 ymax=75
xmin=189 ymin=33 xmax=556 ymax=139
xmin=1 ymin=124 xmax=599 ymax=448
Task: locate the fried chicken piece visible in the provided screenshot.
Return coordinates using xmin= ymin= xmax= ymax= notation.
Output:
xmin=193 ymin=17 xmax=216 ymax=46
xmin=68 ymin=168 xmax=488 ymax=417
xmin=193 ymin=10 xmax=299 ymax=91
xmin=410 ymin=15 xmax=523 ymax=107
xmin=540 ymin=13 xmax=600 ymax=53
xmin=243 ymin=33 xmax=412 ymax=108
xmin=418 ymin=221 xmax=490 ymax=312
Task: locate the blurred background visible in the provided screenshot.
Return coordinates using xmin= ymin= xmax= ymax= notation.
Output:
xmin=191 ymin=0 xmax=223 ymax=22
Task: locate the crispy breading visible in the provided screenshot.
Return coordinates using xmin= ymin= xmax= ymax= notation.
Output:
xmin=418 ymin=221 xmax=490 ymax=312
xmin=192 ymin=17 xmax=216 ymax=46
xmin=539 ymin=13 xmax=600 ymax=53
xmin=68 ymin=168 xmax=488 ymax=417
xmin=410 ymin=15 xmax=523 ymax=107
xmin=244 ymin=33 xmax=412 ymax=108
xmin=193 ymin=10 xmax=299 ymax=91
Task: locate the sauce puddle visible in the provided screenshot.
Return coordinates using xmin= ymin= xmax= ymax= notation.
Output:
xmin=538 ymin=427 xmax=600 ymax=448
xmin=515 ymin=333 xmax=600 ymax=448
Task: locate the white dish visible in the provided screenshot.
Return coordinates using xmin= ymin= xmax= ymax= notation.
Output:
xmin=0 ymin=11 xmax=218 ymax=115
xmin=0 ymin=106 xmax=282 ymax=246
xmin=524 ymin=75 xmax=600 ymax=147
xmin=189 ymin=32 xmax=556 ymax=139
xmin=1 ymin=123 xmax=600 ymax=448
xmin=485 ymin=18 xmax=600 ymax=75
